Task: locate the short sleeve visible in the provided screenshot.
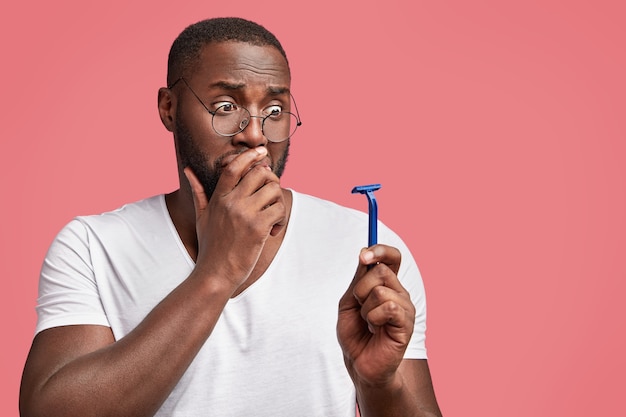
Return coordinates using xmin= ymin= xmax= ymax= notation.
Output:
xmin=398 ymin=249 xmax=428 ymax=359
xmin=35 ymin=218 xmax=110 ymax=335
xmin=380 ymin=223 xmax=428 ymax=360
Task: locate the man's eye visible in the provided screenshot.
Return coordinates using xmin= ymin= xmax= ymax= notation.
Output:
xmin=215 ymin=102 xmax=239 ymax=114
xmin=265 ymin=105 xmax=283 ymax=117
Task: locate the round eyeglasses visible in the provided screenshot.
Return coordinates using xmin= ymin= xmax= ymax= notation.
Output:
xmin=169 ymin=77 xmax=302 ymax=143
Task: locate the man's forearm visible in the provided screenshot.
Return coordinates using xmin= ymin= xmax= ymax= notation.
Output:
xmin=356 ymin=380 xmax=441 ymax=417
xmin=21 ymin=270 xmax=234 ymax=417
xmin=355 ymin=360 xmax=442 ymax=417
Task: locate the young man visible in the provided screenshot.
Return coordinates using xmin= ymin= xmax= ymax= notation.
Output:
xmin=20 ymin=17 xmax=442 ymax=417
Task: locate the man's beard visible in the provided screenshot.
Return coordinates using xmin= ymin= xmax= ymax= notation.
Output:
xmin=174 ymin=115 xmax=289 ymax=200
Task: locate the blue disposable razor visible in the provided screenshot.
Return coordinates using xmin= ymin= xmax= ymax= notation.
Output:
xmin=351 ymin=184 xmax=382 ymax=247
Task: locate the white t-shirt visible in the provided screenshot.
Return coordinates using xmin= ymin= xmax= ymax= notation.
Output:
xmin=36 ymin=190 xmax=428 ymax=417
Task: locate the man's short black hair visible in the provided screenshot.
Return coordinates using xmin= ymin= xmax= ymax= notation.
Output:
xmin=167 ymin=17 xmax=289 ymax=87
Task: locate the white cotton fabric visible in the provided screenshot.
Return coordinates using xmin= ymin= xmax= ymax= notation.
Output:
xmin=35 ymin=190 xmax=428 ymax=417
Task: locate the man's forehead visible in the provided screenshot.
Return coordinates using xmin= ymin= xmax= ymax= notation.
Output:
xmin=194 ymin=41 xmax=290 ymax=81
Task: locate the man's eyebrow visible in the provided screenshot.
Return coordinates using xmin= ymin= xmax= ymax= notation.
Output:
xmin=267 ymin=86 xmax=290 ymax=95
xmin=208 ymin=81 xmax=290 ymax=96
xmin=209 ymin=81 xmax=246 ymax=91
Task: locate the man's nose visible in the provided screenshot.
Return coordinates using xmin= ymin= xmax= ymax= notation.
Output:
xmin=232 ymin=115 xmax=267 ymax=147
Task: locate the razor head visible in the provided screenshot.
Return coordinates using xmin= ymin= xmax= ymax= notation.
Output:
xmin=351 ymin=184 xmax=382 ymax=194
xmin=352 ymin=183 xmax=382 ymax=247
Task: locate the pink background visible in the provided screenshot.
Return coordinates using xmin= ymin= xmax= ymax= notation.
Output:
xmin=2 ymin=1 xmax=625 ymax=415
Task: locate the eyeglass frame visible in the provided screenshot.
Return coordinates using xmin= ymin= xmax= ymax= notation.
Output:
xmin=168 ymin=77 xmax=302 ymax=143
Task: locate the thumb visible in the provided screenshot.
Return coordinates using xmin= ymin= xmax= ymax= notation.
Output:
xmin=183 ymin=167 xmax=208 ymax=219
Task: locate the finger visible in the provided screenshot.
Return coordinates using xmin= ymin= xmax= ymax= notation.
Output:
xmin=358 ymin=284 xmax=415 ymax=325
xmin=352 ymin=262 xmax=408 ymax=305
xmin=183 ymin=167 xmax=208 ymax=218
xmin=360 ymin=244 xmax=402 ymax=275
xmin=270 ymin=223 xmax=284 ymax=237
xmin=262 ymin=203 xmax=287 ymax=236
xmin=235 ymin=163 xmax=281 ymax=198
xmin=215 ymin=147 xmax=269 ymax=195
xmin=248 ymin=181 xmax=287 ymax=236
xmin=365 ymin=299 xmax=414 ymax=341
xmin=229 ymin=165 xmax=284 ymax=219
xmin=340 ymin=245 xmax=404 ymax=310
xmin=341 ymin=244 xmax=402 ymax=303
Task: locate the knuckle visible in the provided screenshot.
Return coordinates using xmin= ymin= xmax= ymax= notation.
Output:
xmin=371 ymin=285 xmax=387 ymax=301
xmin=221 ymin=164 xmax=239 ymax=179
xmin=385 ymin=300 xmax=400 ymax=315
xmin=249 ymin=164 xmax=266 ymax=175
xmin=352 ymin=288 xmax=365 ymax=305
xmin=222 ymin=198 xmax=237 ymax=213
xmin=265 ymin=180 xmax=281 ymax=192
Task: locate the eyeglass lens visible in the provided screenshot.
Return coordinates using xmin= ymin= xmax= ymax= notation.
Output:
xmin=212 ymin=105 xmax=298 ymax=142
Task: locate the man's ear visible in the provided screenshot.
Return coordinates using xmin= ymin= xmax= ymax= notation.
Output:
xmin=158 ymin=87 xmax=176 ymax=132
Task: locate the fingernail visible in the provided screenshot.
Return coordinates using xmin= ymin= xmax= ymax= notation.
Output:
xmin=363 ymin=250 xmax=374 ymax=263
xmin=255 ymin=147 xmax=268 ymax=155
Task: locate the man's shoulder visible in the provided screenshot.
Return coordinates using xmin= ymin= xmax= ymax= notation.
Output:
xmin=289 ymin=189 xmax=407 ymax=248
xmin=45 ymin=195 xmax=171 ymax=267
xmin=70 ymin=194 xmax=167 ymax=235
xmin=79 ymin=195 xmax=163 ymax=220
xmin=291 ymin=189 xmax=366 ymax=219
xmin=289 ymin=189 xmax=370 ymax=235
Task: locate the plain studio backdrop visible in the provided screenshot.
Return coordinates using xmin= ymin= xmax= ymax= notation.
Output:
xmin=2 ymin=1 xmax=625 ymax=416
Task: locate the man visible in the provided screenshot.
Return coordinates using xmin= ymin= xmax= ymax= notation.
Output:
xmin=20 ymin=17 xmax=442 ymax=417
